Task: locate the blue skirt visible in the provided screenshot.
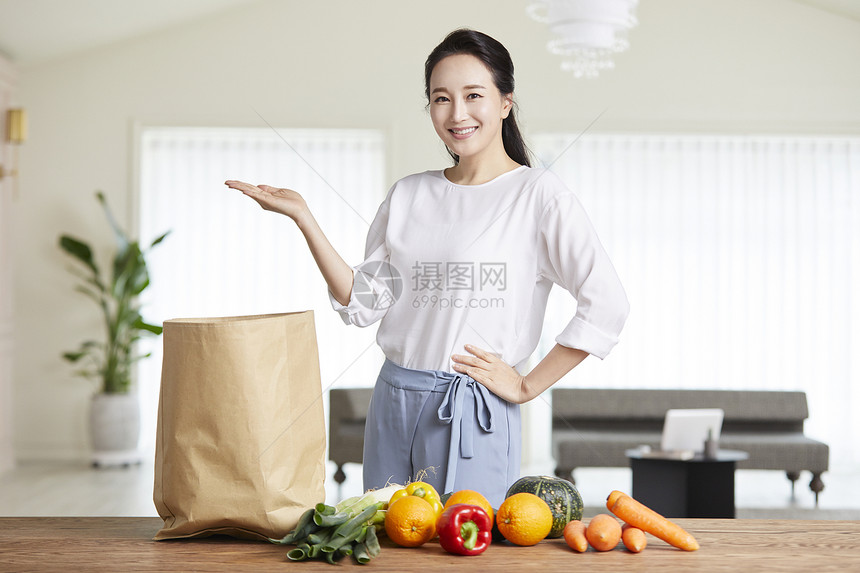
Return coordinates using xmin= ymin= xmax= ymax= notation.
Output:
xmin=362 ymin=358 xmax=521 ymax=508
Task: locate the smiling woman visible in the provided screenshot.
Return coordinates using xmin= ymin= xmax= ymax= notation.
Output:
xmin=224 ymin=29 xmax=629 ymax=507
xmin=428 ymin=54 xmax=517 ymax=183
xmin=424 ymin=30 xmax=532 ymax=183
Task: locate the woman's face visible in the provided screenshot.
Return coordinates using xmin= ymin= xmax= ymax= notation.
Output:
xmin=428 ymin=54 xmax=512 ymax=164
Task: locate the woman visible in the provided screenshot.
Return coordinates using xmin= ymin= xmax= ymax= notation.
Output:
xmin=226 ymin=29 xmax=629 ymax=506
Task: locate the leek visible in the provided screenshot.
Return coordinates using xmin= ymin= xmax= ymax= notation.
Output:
xmin=274 ymin=483 xmax=404 ymax=566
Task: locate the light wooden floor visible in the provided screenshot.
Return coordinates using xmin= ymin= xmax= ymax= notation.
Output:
xmin=2 ymin=460 xmax=858 ymax=519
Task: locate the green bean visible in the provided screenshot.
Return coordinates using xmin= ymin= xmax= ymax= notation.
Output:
xmin=365 ymin=526 xmax=380 ymax=558
xmin=286 ymin=542 xmax=311 ymax=561
xmin=353 ymin=542 xmax=371 ymax=565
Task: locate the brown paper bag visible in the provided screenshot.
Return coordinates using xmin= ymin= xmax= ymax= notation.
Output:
xmin=153 ymin=311 xmax=326 ymax=540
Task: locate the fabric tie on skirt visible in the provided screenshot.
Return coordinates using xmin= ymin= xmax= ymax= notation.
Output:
xmin=362 ymin=358 xmax=520 ymax=507
xmin=436 ymin=374 xmax=495 ymax=494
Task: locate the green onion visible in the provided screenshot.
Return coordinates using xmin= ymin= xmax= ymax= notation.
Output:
xmin=276 ymin=483 xmax=404 ymax=565
xmin=286 ymin=542 xmax=311 ymax=561
xmin=365 ymin=526 xmax=381 ymax=558
xmin=334 ymin=503 xmax=383 ymax=538
xmin=314 ymin=511 xmax=350 ymax=527
xmin=353 ymin=542 xmax=371 ymax=565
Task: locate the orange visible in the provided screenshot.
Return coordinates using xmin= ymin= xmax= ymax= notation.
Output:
xmin=585 ymin=513 xmax=622 ymax=551
xmin=495 ymin=492 xmax=553 ymax=546
xmin=443 ymin=489 xmax=494 ymax=523
xmin=384 ymin=496 xmax=437 ymax=547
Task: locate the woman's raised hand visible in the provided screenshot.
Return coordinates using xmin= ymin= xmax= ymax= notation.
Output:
xmin=226 ymin=179 xmax=355 ymax=304
xmin=225 ymin=180 xmax=309 ymax=223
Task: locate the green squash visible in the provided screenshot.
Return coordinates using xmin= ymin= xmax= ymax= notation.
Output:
xmin=505 ymin=475 xmax=583 ymax=538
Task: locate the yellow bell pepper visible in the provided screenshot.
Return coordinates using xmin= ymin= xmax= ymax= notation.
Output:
xmin=388 ymin=481 xmax=444 ymax=517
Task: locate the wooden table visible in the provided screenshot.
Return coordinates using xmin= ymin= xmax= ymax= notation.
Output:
xmin=1 ymin=517 xmax=858 ymax=572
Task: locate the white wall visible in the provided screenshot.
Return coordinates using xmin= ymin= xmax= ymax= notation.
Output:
xmin=0 ymin=53 xmax=18 ymax=472
xmin=9 ymin=0 xmax=860 ymax=460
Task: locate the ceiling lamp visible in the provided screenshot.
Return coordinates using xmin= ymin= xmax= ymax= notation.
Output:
xmin=527 ymin=0 xmax=639 ymax=79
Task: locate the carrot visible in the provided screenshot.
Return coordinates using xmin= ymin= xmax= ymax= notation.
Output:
xmin=621 ymin=524 xmax=647 ymax=553
xmin=562 ymin=520 xmax=588 ymax=553
xmin=585 ymin=514 xmax=622 ymax=552
xmin=606 ymin=490 xmax=625 ymax=509
xmin=606 ymin=491 xmax=699 ymax=551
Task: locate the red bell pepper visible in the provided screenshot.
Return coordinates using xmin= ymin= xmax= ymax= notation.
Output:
xmin=436 ymin=504 xmax=492 ymax=556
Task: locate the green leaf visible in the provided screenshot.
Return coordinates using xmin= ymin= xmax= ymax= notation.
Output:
xmin=131 ymin=275 xmax=150 ymax=297
xmin=149 ymin=231 xmax=170 ymax=249
xmin=134 ymin=317 xmax=163 ymax=335
xmin=112 ymin=242 xmax=149 ymax=298
xmin=67 ymin=268 xmax=105 ymax=290
xmin=62 ymin=351 xmax=87 ymax=363
xmin=74 ymin=285 xmax=103 ymax=304
xmin=59 ymin=235 xmax=99 ymax=276
xmin=60 ymin=191 xmax=169 ymax=392
xmin=96 ymin=191 xmax=129 ymax=250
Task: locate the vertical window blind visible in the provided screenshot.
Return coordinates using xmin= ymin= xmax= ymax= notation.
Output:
xmin=136 ymin=127 xmax=387 ymax=455
xmin=532 ymin=134 xmax=860 ymax=468
xmin=137 ymin=129 xmax=860 ymax=471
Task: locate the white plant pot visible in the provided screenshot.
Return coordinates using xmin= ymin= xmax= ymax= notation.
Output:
xmin=89 ymin=392 xmax=142 ymax=467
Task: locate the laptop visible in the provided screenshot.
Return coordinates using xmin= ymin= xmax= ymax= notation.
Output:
xmin=659 ymin=408 xmax=724 ymax=454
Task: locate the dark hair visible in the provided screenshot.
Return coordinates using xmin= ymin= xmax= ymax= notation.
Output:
xmin=424 ymin=29 xmax=532 ymax=167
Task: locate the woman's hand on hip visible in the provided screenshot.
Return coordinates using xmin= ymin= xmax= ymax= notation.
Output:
xmin=225 ymin=180 xmax=309 ymax=223
xmin=451 ymin=344 xmax=533 ymax=404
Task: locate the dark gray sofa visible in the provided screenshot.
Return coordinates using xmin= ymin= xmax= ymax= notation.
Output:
xmin=551 ymin=388 xmax=829 ymax=503
xmin=329 ymin=388 xmax=373 ymax=487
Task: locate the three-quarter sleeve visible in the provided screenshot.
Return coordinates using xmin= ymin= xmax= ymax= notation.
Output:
xmin=537 ymin=190 xmax=630 ymax=359
xmin=328 ymin=187 xmax=394 ymax=327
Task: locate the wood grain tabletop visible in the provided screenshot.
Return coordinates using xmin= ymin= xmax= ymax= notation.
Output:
xmin=1 ymin=517 xmax=858 ymax=572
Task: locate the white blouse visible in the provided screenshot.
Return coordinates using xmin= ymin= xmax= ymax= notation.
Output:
xmin=329 ymin=166 xmax=630 ymax=373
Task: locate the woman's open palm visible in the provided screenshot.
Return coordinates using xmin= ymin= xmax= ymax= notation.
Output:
xmin=225 ymin=180 xmax=308 ymax=222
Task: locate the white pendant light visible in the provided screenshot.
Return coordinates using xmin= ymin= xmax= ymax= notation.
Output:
xmin=528 ymin=0 xmax=639 ymax=78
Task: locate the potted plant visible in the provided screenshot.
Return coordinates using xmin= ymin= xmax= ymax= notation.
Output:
xmin=59 ymin=191 xmax=168 ymax=467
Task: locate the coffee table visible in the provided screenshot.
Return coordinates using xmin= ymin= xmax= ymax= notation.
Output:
xmin=626 ymin=448 xmax=748 ymax=518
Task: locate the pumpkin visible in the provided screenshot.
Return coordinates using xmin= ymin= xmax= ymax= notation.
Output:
xmin=505 ymin=475 xmax=583 ymax=538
